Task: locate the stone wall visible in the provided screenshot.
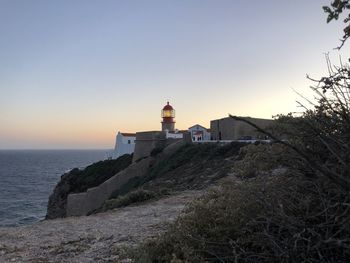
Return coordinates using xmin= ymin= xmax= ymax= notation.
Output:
xmin=66 ymin=139 xmax=189 ymax=217
xmin=210 ymin=116 xmax=274 ymax=140
xmin=66 ymin=157 xmax=152 ymax=216
xmin=132 ymin=131 xmax=167 ymax=162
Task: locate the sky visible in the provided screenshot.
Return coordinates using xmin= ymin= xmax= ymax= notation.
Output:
xmin=1 ymin=0 xmax=349 ymax=149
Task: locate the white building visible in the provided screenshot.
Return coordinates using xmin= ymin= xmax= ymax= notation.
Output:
xmin=113 ymin=132 xmax=136 ymax=159
xmin=165 ymin=129 xmax=184 ymax=139
xmin=188 ymin=124 xmax=211 ymax=142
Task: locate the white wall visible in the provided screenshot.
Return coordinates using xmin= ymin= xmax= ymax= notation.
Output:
xmin=113 ymin=132 xmax=136 ymax=159
xmin=188 ymin=124 xmax=211 ymax=141
xmin=166 ymin=131 xmax=183 ymax=139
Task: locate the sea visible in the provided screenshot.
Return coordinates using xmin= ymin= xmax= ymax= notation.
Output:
xmin=0 ymin=150 xmax=109 ymax=227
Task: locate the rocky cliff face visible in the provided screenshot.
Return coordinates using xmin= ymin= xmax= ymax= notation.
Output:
xmin=46 ymin=154 xmax=133 ymax=219
xmin=46 ymin=170 xmax=77 ymax=219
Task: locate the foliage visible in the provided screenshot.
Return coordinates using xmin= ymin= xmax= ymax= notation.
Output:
xmin=147 ymin=142 xmax=247 ymax=181
xmin=133 ymin=175 xmax=350 ymax=262
xmin=96 ymin=188 xmax=170 ymax=213
xmin=323 ymin=0 xmax=350 ymax=48
xmin=233 ymin=143 xmax=292 ymax=178
xmin=106 ymin=142 xmax=248 ymax=211
xmin=277 ymin=62 xmax=350 ymax=191
xmin=150 ymin=146 xmax=165 ymax=157
xmin=67 ymin=154 xmax=133 ymax=193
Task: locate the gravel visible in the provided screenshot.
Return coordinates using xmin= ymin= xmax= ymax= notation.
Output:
xmin=0 ymin=191 xmax=201 ymax=263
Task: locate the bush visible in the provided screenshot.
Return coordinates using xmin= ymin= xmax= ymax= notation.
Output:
xmin=97 ymin=189 xmax=169 ymax=213
xmin=150 ymin=146 xmax=165 ymax=157
xmin=233 ymin=143 xmax=293 ymax=178
xmin=68 ymin=154 xmax=133 ymax=193
xmin=111 ymin=142 xmax=248 ymax=200
xmin=146 ymin=142 xmax=247 ymax=182
xmin=133 ymin=175 xmax=350 ymax=262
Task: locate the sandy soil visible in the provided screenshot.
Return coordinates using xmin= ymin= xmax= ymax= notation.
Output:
xmin=0 ymin=191 xmax=201 ymax=263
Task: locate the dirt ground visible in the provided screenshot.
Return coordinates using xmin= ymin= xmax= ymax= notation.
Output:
xmin=0 ymin=191 xmax=202 ymax=263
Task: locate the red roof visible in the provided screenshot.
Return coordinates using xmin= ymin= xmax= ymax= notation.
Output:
xmin=163 ymin=101 xmax=174 ymax=110
xmin=121 ymin=133 xmax=136 ymax=137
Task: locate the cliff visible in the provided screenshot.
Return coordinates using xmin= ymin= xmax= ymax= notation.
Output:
xmin=47 ymin=142 xmax=247 ymax=219
xmin=46 ymin=154 xmax=132 ymax=219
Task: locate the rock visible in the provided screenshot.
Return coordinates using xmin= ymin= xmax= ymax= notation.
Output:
xmin=0 ymin=191 xmax=202 ymax=263
xmin=46 ymin=171 xmax=74 ymax=219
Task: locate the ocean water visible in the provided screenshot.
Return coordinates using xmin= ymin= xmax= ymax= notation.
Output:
xmin=0 ymin=150 xmax=108 ymax=227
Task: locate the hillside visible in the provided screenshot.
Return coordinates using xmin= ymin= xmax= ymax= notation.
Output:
xmin=46 ymin=142 xmax=248 ymax=218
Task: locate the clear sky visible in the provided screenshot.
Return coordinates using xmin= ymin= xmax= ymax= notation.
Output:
xmin=1 ymin=0 xmax=349 ymax=149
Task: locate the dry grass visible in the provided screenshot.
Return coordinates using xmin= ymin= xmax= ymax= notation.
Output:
xmin=132 ymin=173 xmax=350 ymax=262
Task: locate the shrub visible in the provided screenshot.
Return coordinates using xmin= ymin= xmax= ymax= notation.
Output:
xmin=150 ymin=146 xmax=165 ymax=157
xmin=98 ymin=189 xmax=169 ymax=213
xmin=233 ymin=143 xmax=293 ymax=178
xmin=133 ymin=174 xmax=350 ymax=262
xmin=67 ymin=154 xmax=133 ymax=193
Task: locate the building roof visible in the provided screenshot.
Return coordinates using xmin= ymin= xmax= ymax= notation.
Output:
xmin=211 ymin=116 xmax=274 ymax=122
xmin=188 ymin=124 xmax=208 ymax=130
xmin=120 ymin=132 xmax=136 ymax=137
xmin=162 ymin=101 xmax=174 ymax=110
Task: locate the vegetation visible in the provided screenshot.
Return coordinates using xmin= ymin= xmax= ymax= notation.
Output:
xmin=96 ymin=188 xmax=170 ymax=213
xmin=150 ymin=146 xmax=165 ymax=157
xmin=233 ymin=143 xmax=291 ymax=178
xmin=130 ymin=3 xmax=350 ymax=260
xmin=67 ymin=154 xmax=133 ymax=193
xmin=106 ymin=142 xmax=248 ymax=207
xmin=323 ymin=0 xmax=350 ymax=48
xmin=134 ymin=172 xmax=350 ymax=262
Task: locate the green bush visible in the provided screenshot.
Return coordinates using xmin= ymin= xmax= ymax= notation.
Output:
xmin=68 ymin=154 xmax=133 ymax=193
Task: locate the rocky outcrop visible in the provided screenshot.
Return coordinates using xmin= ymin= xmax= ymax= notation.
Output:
xmin=46 ymin=155 xmax=132 ymax=219
xmin=46 ymin=170 xmax=75 ymax=219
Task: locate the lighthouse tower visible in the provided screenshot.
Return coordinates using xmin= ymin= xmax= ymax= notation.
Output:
xmin=161 ymin=101 xmax=175 ymax=132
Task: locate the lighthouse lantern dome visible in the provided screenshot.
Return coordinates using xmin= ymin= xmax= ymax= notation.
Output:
xmin=161 ymin=102 xmax=175 ymax=118
xmin=161 ymin=101 xmax=175 ymax=132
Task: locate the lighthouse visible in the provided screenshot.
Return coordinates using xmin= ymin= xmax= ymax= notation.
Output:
xmin=161 ymin=101 xmax=175 ymax=132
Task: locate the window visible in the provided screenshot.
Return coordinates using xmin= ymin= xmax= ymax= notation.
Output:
xmin=128 ymin=140 xmax=131 ymax=144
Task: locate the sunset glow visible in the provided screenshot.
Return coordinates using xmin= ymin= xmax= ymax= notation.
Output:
xmin=1 ymin=0 xmax=349 ymax=149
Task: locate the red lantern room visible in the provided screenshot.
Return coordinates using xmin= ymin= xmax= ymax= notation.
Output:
xmin=161 ymin=101 xmax=175 ymax=132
